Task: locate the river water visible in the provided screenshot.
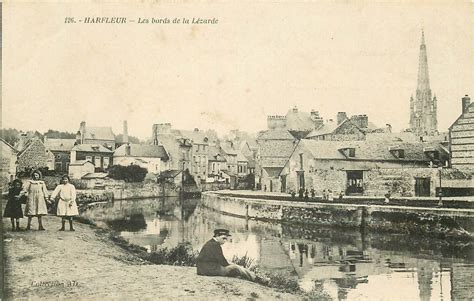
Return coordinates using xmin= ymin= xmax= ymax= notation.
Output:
xmin=81 ymin=197 xmax=474 ymax=300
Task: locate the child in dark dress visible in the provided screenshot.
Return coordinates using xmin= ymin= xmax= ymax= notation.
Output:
xmin=4 ymin=179 xmax=27 ymax=231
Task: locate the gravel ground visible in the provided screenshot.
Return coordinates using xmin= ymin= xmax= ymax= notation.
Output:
xmin=2 ymin=215 xmax=300 ymax=300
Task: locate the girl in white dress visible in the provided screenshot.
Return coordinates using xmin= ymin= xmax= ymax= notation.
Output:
xmin=51 ymin=175 xmax=78 ymax=231
xmin=24 ymin=170 xmax=50 ymax=230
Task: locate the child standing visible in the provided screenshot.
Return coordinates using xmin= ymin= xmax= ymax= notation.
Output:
xmin=3 ymin=179 xmax=26 ymax=231
xmin=24 ymin=170 xmax=50 ymax=230
xmin=51 ymin=175 xmax=78 ymax=231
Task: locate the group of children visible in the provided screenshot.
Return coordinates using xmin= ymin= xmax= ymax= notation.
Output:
xmin=3 ymin=170 xmax=79 ymax=231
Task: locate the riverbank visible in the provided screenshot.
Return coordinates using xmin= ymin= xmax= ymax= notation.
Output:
xmin=202 ymin=190 xmax=474 ymax=239
xmin=2 ymin=215 xmax=301 ymax=300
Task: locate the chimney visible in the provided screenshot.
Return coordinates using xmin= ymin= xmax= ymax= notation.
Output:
xmin=337 ymin=112 xmax=348 ymax=125
xmin=80 ymin=121 xmax=86 ymax=144
xmin=17 ymin=133 xmax=28 ymax=151
xmin=123 ymin=120 xmax=129 ymax=144
xmin=462 ymin=94 xmax=471 ymax=114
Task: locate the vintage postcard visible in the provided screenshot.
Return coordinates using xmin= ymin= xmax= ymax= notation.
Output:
xmin=2 ymin=1 xmax=474 ymax=300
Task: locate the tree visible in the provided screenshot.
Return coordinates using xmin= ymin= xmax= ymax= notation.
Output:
xmin=108 ymin=165 xmax=148 ymax=182
xmin=43 ymin=129 xmax=76 ymax=139
xmin=115 ymin=134 xmax=140 ymax=144
xmin=0 ymin=128 xmax=21 ymax=146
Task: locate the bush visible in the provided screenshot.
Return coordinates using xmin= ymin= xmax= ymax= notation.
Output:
xmin=147 ymin=243 xmax=198 ymax=266
xmin=108 ymin=165 xmax=148 ymax=182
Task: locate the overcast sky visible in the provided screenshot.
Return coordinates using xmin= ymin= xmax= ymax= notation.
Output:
xmin=2 ymin=1 xmax=474 ymax=140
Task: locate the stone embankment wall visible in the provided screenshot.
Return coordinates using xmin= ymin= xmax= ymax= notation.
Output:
xmin=202 ymin=191 xmax=474 ymax=238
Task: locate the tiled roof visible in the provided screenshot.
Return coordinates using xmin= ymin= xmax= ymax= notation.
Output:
xmin=285 ymin=108 xmax=315 ymax=131
xmin=208 ymin=145 xmax=226 ymax=162
xmin=306 ymin=120 xmax=340 ymax=137
xmin=261 ymin=157 xmax=290 ymax=168
xmin=236 ymin=150 xmax=248 ymax=162
xmin=257 ymin=130 xmax=295 ymax=140
xmin=220 ymin=142 xmax=237 ymax=156
xmin=260 ymin=140 xmax=297 ymax=158
xmin=1 ymin=138 xmax=18 ymax=152
xmin=263 ymin=167 xmax=283 ymax=177
xmin=300 ymin=140 xmax=448 ymax=162
xmin=177 ymin=129 xmax=209 ymax=144
xmin=44 ymin=138 xmax=76 ymax=152
xmin=72 ymin=144 xmax=113 ymax=153
xmin=114 ymin=144 xmax=169 ymax=160
xmin=84 ymin=127 xmax=115 ymax=141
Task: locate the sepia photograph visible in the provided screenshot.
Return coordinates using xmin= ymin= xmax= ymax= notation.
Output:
xmin=1 ymin=1 xmax=474 ymax=300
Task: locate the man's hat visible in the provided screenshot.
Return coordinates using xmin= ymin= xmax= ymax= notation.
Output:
xmin=214 ymin=229 xmax=231 ymax=237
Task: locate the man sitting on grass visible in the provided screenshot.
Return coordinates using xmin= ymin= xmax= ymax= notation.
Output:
xmin=196 ymin=229 xmax=257 ymax=281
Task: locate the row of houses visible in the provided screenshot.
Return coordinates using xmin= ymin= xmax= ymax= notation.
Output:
xmin=1 ymin=121 xmax=258 ymax=186
xmin=256 ymin=97 xmax=473 ymax=197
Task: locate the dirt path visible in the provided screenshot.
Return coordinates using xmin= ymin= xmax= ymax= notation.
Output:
xmin=3 ymin=215 xmax=300 ymax=300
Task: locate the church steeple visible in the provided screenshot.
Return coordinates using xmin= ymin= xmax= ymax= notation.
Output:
xmin=417 ymin=30 xmax=431 ymax=92
xmin=410 ymin=30 xmax=438 ymax=136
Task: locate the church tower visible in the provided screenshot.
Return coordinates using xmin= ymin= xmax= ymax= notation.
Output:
xmin=410 ymin=31 xmax=438 ymax=136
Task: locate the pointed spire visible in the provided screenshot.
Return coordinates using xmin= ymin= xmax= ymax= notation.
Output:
xmin=417 ymin=30 xmax=430 ymax=91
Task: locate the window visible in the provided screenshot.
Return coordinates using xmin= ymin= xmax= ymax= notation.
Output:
xmin=86 ymin=156 xmax=93 ymax=162
xmin=95 ymin=156 xmax=101 ymax=167
xmin=398 ymin=150 xmax=405 ymax=158
xmin=299 ymin=153 xmax=304 ymax=170
xmin=103 ymin=157 xmax=110 ymax=169
xmin=348 ymin=148 xmax=356 ymax=157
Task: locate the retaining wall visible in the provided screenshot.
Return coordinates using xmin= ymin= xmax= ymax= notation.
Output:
xmin=202 ymin=191 xmax=474 ymax=238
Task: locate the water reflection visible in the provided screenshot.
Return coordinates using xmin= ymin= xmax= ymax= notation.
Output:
xmin=82 ymin=198 xmax=474 ymax=300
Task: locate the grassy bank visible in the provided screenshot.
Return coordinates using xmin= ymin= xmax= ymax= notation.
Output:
xmin=74 ymin=214 xmax=332 ymax=300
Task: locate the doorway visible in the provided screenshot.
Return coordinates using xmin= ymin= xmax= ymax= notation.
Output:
xmin=415 ymin=177 xmax=431 ymax=196
xmin=346 ymin=171 xmax=364 ymax=194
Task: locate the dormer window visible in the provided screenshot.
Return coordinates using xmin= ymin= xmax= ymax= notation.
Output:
xmin=338 ymin=147 xmax=356 ymax=158
xmin=389 ymin=146 xmax=405 ymax=159
xmin=348 ymin=148 xmax=355 ymax=157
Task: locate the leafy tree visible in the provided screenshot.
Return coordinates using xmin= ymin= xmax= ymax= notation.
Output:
xmin=43 ymin=129 xmax=76 ymax=139
xmin=116 ymin=134 xmax=140 ymax=144
xmin=0 ymin=128 xmax=21 ymax=146
xmin=108 ymin=165 xmax=148 ymax=182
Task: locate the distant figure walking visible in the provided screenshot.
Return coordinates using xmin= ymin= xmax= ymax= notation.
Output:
xmin=24 ymin=170 xmax=50 ymax=230
xmin=304 ymin=189 xmax=309 ymax=200
xmin=310 ymin=188 xmax=315 ymax=199
xmin=197 ymin=229 xmax=256 ymax=281
xmin=51 ymin=175 xmax=78 ymax=231
xmin=298 ymin=187 xmax=304 ymax=199
xmin=3 ymin=179 xmax=27 ymax=231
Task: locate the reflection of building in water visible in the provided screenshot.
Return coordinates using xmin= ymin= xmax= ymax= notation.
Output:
xmin=417 ymin=267 xmax=433 ymax=301
xmin=451 ymin=263 xmax=474 ymax=300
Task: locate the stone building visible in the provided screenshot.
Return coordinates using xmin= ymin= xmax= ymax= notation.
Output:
xmin=449 ymin=95 xmax=474 ymax=170
xmin=76 ymin=121 xmax=116 ymax=150
xmin=113 ymin=143 xmax=170 ymax=174
xmin=178 ymin=128 xmax=210 ymax=183
xmin=409 ymin=31 xmax=438 ymax=136
xmin=70 ymin=144 xmax=113 ymax=171
xmin=207 ymin=145 xmax=227 ymax=182
xmin=256 ymin=129 xmax=298 ymax=192
xmin=44 ymin=137 xmax=76 ymax=173
xmin=0 ymin=138 xmax=18 ymax=185
xmin=152 ymin=123 xmax=193 ymax=174
xmin=15 ymin=135 xmax=51 ymax=173
xmin=280 ymin=140 xmax=448 ymax=197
